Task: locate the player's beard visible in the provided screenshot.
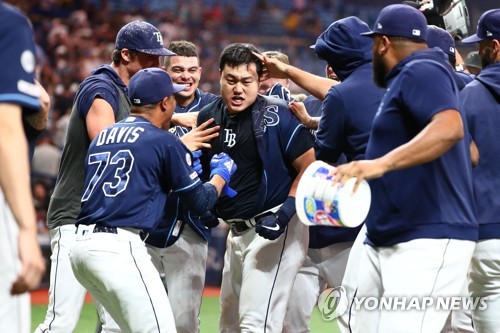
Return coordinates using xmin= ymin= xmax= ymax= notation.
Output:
xmin=373 ymin=53 xmax=387 ymax=88
xmin=480 ymin=46 xmax=494 ymax=69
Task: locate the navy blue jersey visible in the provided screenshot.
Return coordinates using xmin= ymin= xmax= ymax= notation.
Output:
xmin=303 ymin=95 xmax=322 ymax=117
xmin=265 ymin=83 xmax=293 ymax=102
xmin=310 ymin=62 xmax=385 ymax=249
xmin=76 ymin=65 xmax=128 ymax=120
xmin=0 ymin=2 xmax=39 ymax=112
xmin=170 ymin=88 xmax=217 ymax=137
xmin=462 ymin=62 xmax=500 ymax=240
xmin=198 ymin=95 xmax=314 ymax=219
xmin=365 ymin=49 xmax=477 ymax=247
xmin=146 ymin=89 xmax=218 ymax=248
xmin=454 ymin=71 xmax=475 ymax=91
xmin=77 ymin=116 xmax=201 ymax=231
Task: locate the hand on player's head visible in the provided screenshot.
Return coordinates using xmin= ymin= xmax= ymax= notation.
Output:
xmin=252 ymin=52 xmax=290 ymax=80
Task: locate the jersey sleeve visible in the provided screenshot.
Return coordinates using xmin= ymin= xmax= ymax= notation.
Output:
xmin=315 ymin=88 xmax=346 ymax=163
xmin=278 ymin=105 xmax=315 ymax=162
xmin=0 ymin=5 xmax=39 ymax=112
xmin=75 ymin=77 xmax=120 ymax=119
xmin=165 ymin=137 xmax=202 ymax=193
xmin=400 ymin=61 xmax=460 ymax=127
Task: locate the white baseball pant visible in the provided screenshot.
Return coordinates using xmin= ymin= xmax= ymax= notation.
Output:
xmin=219 ymin=215 xmax=308 ymax=333
xmin=34 ymin=224 xmax=118 ymax=333
xmin=0 ymin=188 xmax=30 ymax=333
xmin=70 ymin=224 xmax=176 ymax=333
xmin=469 ymin=239 xmax=500 ymax=333
xmin=147 ymin=226 xmax=208 ymax=333
xmin=355 ymin=238 xmax=475 ymax=333
xmin=282 ymin=240 xmax=353 ymax=333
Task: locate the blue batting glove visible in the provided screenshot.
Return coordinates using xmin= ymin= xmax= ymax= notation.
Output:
xmin=255 ymin=196 xmax=296 ymax=240
xmin=192 ymin=150 xmax=203 ymax=176
xmin=209 ymin=153 xmax=238 ymax=197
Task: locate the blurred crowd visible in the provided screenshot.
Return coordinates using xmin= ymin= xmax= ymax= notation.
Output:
xmin=10 ymin=0 xmax=383 ymax=240
xmin=18 ymin=0 xmax=491 ymax=240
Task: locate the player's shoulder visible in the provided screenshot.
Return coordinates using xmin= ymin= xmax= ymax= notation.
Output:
xmin=0 ymin=3 xmax=30 ymax=27
xmin=198 ymin=96 xmax=223 ymax=119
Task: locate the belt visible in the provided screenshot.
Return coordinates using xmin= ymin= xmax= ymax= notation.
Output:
xmin=226 ymin=211 xmax=275 ymax=234
xmin=76 ymin=224 xmax=148 ymax=240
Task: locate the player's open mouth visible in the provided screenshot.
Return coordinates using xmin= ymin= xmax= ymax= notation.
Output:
xmin=231 ymin=96 xmax=244 ymax=106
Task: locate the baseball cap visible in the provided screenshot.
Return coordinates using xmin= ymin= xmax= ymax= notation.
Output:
xmin=462 ymin=9 xmax=500 ymax=43
xmin=115 ymin=20 xmax=175 ymax=56
xmin=464 ymin=51 xmax=482 ymax=69
xmin=361 ymin=4 xmax=428 ymax=41
xmin=427 ymin=25 xmax=456 ymax=57
xmin=129 ymin=68 xmax=186 ymax=106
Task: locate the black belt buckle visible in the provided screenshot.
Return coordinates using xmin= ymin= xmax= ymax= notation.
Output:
xmin=230 ymin=222 xmax=251 ymax=234
xmin=93 ymin=225 xmax=117 ymax=234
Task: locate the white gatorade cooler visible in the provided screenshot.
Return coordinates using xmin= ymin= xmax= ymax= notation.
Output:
xmin=296 ymin=161 xmax=371 ymax=228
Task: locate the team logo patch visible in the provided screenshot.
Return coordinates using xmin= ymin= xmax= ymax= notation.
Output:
xmin=20 ymin=50 xmax=35 ymax=73
xmin=186 ymin=152 xmax=192 ymax=166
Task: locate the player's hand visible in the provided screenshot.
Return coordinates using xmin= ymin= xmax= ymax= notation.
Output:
xmin=210 ymin=153 xmax=238 ymax=197
xmin=210 ymin=153 xmax=237 ymax=184
xmin=180 ymin=118 xmax=220 ymax=151
xmin=171 ymin=112 xmax=199 ymax=128
xmin=252 ymin=52 xmax=291 ymax=80
xmin=11 ymin=229 xmax=45 ymax=295
xmin=192 ymin=150 xmax=203 ymax=175
xmin=289 ymin=101 xmax=313 ymax=128
xmin=255 ymin=196 xmax=295 ymax=240
xmin=200 ymin=211 xmax=220 ymax=228
xmin=331 ymin=159 xmax=388 ymax=193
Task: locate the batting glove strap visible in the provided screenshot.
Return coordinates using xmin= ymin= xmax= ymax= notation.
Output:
xmin=192 ymin=150 xmax=203 ymax=176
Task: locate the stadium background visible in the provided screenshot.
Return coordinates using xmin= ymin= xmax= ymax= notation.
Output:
xmin=12 ymin=0 xmax=495 ymax=289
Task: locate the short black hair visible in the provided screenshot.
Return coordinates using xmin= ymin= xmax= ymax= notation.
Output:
xmin=219 ymin=43 xmax=264 ymax=77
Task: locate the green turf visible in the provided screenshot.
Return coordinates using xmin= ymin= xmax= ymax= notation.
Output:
xmin=32 ymin=297 xmax=340 ymax=332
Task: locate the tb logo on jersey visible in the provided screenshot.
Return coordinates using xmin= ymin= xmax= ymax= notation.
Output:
xmin=224 ymin=129 xmax=236 ymax=148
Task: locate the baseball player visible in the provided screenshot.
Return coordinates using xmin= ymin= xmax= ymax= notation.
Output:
xmin=145 ymin=40 xmax=218 ymax=333
xmin=197 ymin=43 xmax=316 ymax=332
xmin=460 ymin=9 xmax=500 ymax=333
xmin=0 ymin=3 xmax=45 ymax=332
xmin=35 ymin=20 xmax=177 ymax=333
xmin=258 ymin=51 xmax=293 ymax=101
xmin=269 ymin=17 xmax=385 ymax=333
xmin=69 ymin=67 xmax=237 ymax=333
xmin=333 ymin=5 xmax=477 ymax=332
xmin=427 ymin=25 xmax=475 ymax=90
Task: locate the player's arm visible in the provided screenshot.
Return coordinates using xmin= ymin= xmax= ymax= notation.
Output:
xmin=23 ymin=80 xmax=50 ymax=131
xmin=0 ymin=103 xmax=45 ymax=294
xmin=333 ymin=109 xmax=464 ymax=191
xmin=177 ymin=153 xmax=237 ymax=215
xmin=254 ymin=52 xmax=337 ymax=100
xmin=255 ymin=148 xmax=315 ymax=240
xmin=171 ymin=112 xmax=199 ymax=128
xmin=85 ymin=98 xmax=116 ymax=140
xmin=470 ymin=139 xmax=479 ymax=167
